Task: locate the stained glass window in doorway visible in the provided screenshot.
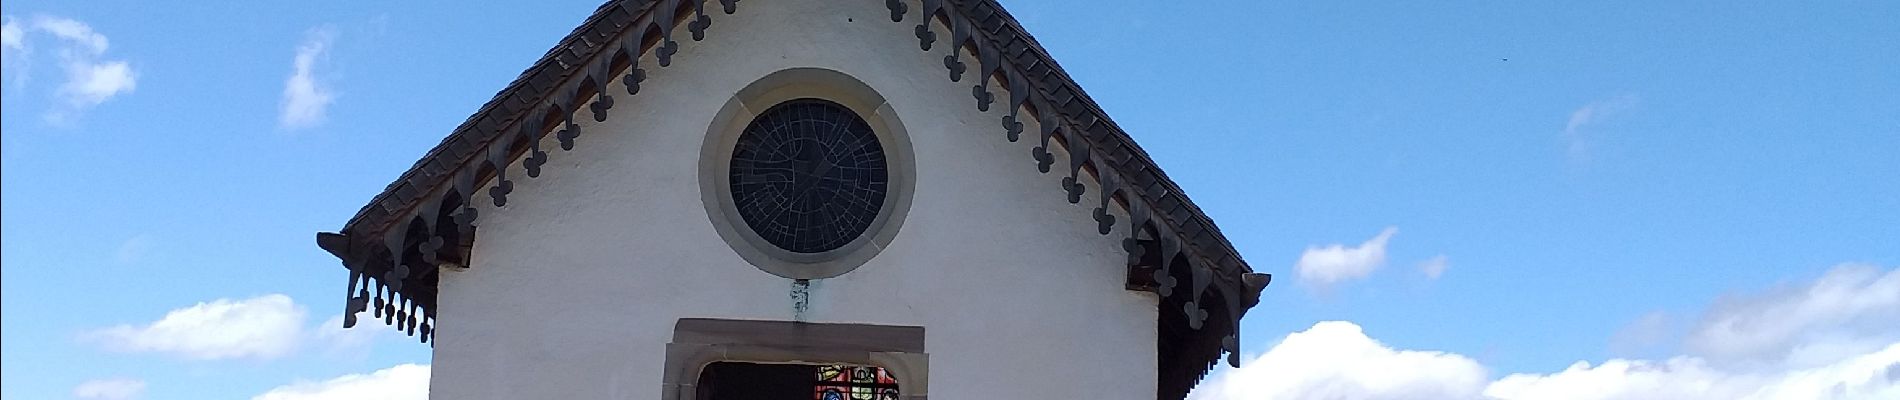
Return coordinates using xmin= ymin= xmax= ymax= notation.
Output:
xmin=813 ymin=365 xmax=899 ymax=400
xmin=696 ymin=362 xmax=900 ymax=400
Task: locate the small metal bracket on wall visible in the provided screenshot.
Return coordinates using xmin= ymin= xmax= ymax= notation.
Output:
xmin=791 ymin=278 xmax=812 ymax=321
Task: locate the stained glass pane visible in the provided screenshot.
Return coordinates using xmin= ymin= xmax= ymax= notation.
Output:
xmin=812 ymin=365 xmax=898 ymax=400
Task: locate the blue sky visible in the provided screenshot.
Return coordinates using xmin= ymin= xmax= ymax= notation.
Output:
xmin=3 ymin=1 xmax=1896 ymax=399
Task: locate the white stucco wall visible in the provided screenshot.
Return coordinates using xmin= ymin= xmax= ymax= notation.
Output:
xmin=429 ymin=0 xmax=1158 ymax=399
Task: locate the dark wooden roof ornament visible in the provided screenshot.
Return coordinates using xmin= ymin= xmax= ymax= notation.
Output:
xmin=315 ymin=1 xmax=1269 ymax=398
xmin=913 ymin=0 xmax=940 ymax=51
xmin=588 ymin=66 xmax=616 ymax=122
xmin=1001 ymin=68 xmax=1027 ymax=142
xmin=884 ymin=0 xmax=905 ymax=22
xmin=686 ymin=0 xmax=710 ymax=41
xmin=1186 ymin=259 xmax=1212 ymax=329
xmin=1095 ymin=171 xmax=1121 ymax=235
xmin=1155 ymin=235 xmax=1182 ymax=297
xmin=557 ymin=114 xmax=580 ymax=151
xmin=972 ymin=42 xmax=998 ymax=112
xmin=453 ymin=170 xmax=480 ymax=234
xmin=943 ymin=16 xmax=969 ymax=82
xmin=1063 ymin=128 xmax=1090 ymax=204
xmin=655 ymin=0 xmax=680 ymax=67
xmin=621 ymin=27 xmax=649 ymax=96
xmin=524 ymin=135 xmax=548 ymax=178
xmin=487 ymin=144 xmax=513 ymax=207
xmin=341 ymin=272 xmax=365 ymax=327
xmin=1033 ymin=110 xmax=1058 ymax=173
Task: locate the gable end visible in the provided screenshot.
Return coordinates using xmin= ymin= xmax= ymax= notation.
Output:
xmin=314 ymin=2 xmax=1271 ymax=399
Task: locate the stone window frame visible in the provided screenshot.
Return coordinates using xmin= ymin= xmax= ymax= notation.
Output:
xmin=661 ymin=318 xmax=929 ymax=400
xmin=698 ymin=67 xmax=919 ymax=280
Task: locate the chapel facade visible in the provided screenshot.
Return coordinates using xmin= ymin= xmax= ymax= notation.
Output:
xmin=317 ymin=1 xmax=1270 ymax=399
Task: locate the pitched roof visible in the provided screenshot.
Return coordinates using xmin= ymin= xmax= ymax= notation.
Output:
xmin=315 ymin=1 xmax=1270 ymax=398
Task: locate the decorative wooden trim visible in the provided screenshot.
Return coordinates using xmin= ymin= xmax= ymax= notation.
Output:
xmin=882 ymin=2 xmax=1274 ymax=398
xmin=316 ymin=0 xmax=730 ymax=345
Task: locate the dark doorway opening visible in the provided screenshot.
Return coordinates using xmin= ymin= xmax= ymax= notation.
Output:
xmin=696 ymin=362 xmax=901 ymax=400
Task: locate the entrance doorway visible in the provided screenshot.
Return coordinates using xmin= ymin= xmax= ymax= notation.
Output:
xmin=663 ymin=319 xmax=926 ymax=400
xmin=696 ymin=362 xmax=901 ymax=400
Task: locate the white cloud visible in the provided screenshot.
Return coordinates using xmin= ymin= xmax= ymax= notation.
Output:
xmin=1609 ymin=311 xmax=1674 ymax=356
xmin=3 ymin=15 xmax=28 ymax=88
xmin=1488 ymin=356 xmax=1743 ymax=400
xmin=82 ymin=294 xmax=398 ymax=361
xmin=73 ymin=378 xmax=146 ymax=400
xmin=1194 ymin=264 xmax=1900 ymax=400
xmin=1419 ymin=254 xmax=1450 ymax=280
xmin=60 ymin=59 xmax=135 ymax=106
xmin=1 ymin=16 xmax=22 ymax=51
xmin=1294 ymin=227 xmax=1398 ymax=287
xmin=1486 ymin=343 xmax=1900 ymax=400
xmin=1190 ymin=321 xmax=1491 ymax=400
xmin=314 ymin=313 xmax=389 ymax=356
xmin=83 ymin=294 xmax=307 ymax=360
xmin=35 ymin=16 xmax=135 ymax=108
xmin=1192 ymin=321 xmax=1900 ymax=400
xmin=1685 ymin=263 xmax=1900 ymax=363
xmin=279 ymin=27 xmax=336 ymax=130
xmin=1 ymin=15 xmax=137 ymax=121
xmin=32 ymin=16 xmax=107 ymax=54
xmin=115 ymin=234 xmax=155 ymax=264
xmin=252 ymin=364 xmax=430 ymax=400
xmin=1562 ymin=95 xmax=1638 ymax=162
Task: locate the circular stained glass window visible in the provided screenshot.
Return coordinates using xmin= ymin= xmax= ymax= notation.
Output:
xmin=727 ymin=99 xmax=889 ymax=254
